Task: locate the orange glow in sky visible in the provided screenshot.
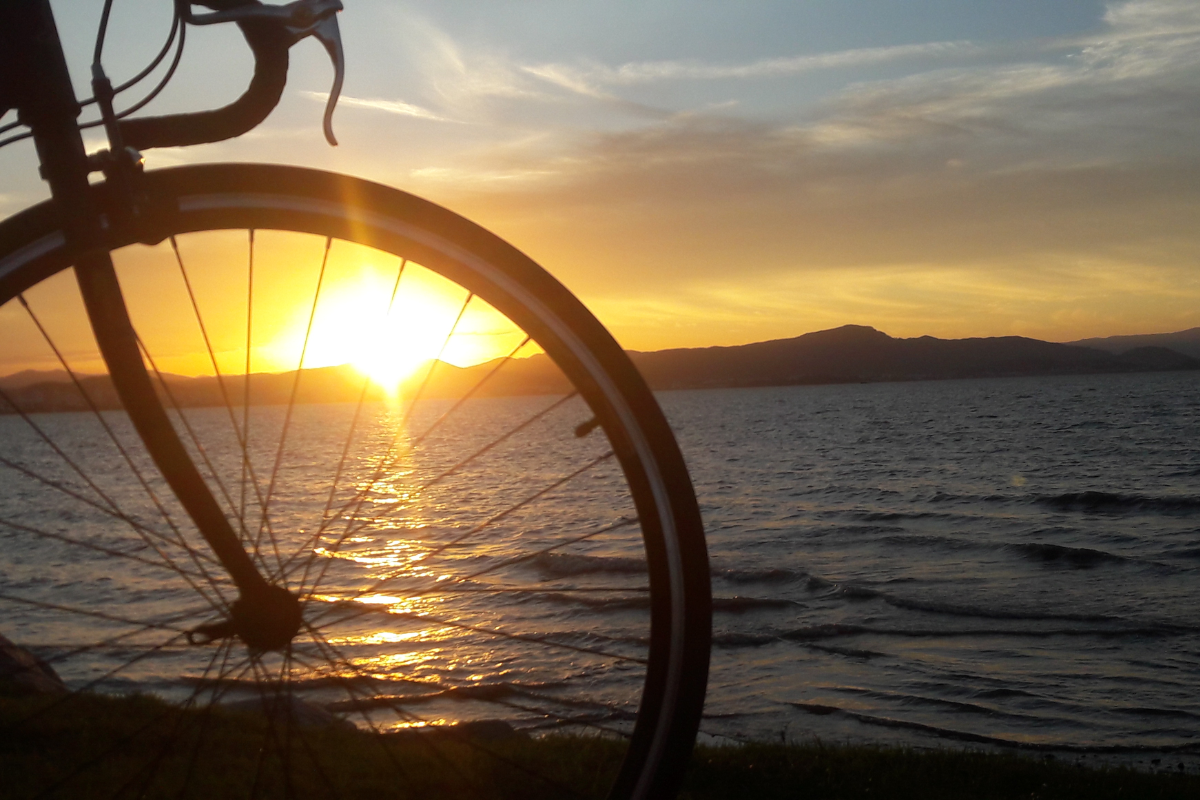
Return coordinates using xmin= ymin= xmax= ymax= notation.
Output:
xmin=264 ymin=265 xmax=513 ymax=392
xmin=0 ymin=232 xmax=529 ymax=382
xmin=2 ymin=1 xmax=1200 ymax=366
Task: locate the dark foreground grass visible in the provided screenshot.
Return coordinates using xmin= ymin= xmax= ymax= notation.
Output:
xmin=683 ymin=741 xmax=1199 ymax=800
xmin=2 ymin=692 xmax=1197 ymax=799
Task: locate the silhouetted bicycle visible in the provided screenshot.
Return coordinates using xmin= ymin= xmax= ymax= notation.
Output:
xmin=0 ymin=2 xmax=710 ymax=797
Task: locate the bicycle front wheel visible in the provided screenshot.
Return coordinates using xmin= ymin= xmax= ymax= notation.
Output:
xmin=0 ymin=164 xmax=710 ymax=799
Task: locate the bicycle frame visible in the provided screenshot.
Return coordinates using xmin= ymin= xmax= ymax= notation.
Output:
xmin=3 ymin=0 xmax=302 ymax=646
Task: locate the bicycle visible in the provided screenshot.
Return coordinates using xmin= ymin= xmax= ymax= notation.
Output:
xmin=0 ymin=1 xmax=710 ymax=798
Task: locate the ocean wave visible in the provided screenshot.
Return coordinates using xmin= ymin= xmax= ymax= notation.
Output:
xmin=882 ymin=533 xmax=980 ymax=551
xmin=808 ymin=644 xmax=886 ymax=659
xmin=1035 ymin=491 xmax=1200 ymax=515
xmin=539 ymin=593 xmax=649 ymax=611
xmin=972 ymin=687 xmax=1039 ymax=700
xmin=775 ymin=622 xmax=1190 ymax=643
xmin=529 ymin=553 xmax=646 ymax=577
xmin=327 ymin=680 xmax=634 ymax=718
xmin=786 ymin=702 xmax=1200 ymax=754
xmin=921 ymin=491 xmax=999 ymax=504
xmin=1109 ymin=707 xmax=1200 ymax=720
xmin=1005 ymin=542 xmax=1128 ymax=568
xmin=713 ymin=632 xmax=779 ymax=648
xmin=781 ymin=623 xmax=869 ymax=641
xmin=1163 ymin=467 xmax=1200 ymax=478
xmin=846 ymin=687 xmax=1039 ymax=720
xmin=852 ymin=510 xmax=938 ymax=522
xmin=712 ymin=596 xmax=798 ymax=613
xmin=542 ymin=592 xmax=794 ymax=614
xmin=880 ymin=593 xmax=1127 ymax=624
xmin=804 ymin=574 xmax=1179 ymax=626
xmin=715 ymin=567 xmax=806 ymax=584
xmin=878 ymin=534 xmax=1170 ymax=571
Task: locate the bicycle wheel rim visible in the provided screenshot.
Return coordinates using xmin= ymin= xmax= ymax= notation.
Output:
xmin=0 ymin=164 xmax=710 ymax=799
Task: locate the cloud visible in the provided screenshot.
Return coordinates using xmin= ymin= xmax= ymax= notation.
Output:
xmin=306 ymin=91 xmax=454 ymax=123
xmin=414 ymin=0 xmax=1200 ymax=345
xmin=400 ymin=17 xmax=548 ymax=110
xmin=524 ymin=40 xmax=980 ymax=97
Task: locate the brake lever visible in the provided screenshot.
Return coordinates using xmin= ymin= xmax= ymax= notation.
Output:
xmin=184 ymin=0 xmax=344 ymax=146
xmin=287 ymin=11 xmax=343 ymax=146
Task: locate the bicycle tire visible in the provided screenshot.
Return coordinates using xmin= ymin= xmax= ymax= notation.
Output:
xmin=0 ymin=164 xmax=710 ymax=799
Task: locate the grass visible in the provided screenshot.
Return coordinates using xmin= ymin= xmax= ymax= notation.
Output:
xmin=682 ymin=741 xmax=1199 ymax=800
xmin=2 ymin=691 xmax=1197 ymax=799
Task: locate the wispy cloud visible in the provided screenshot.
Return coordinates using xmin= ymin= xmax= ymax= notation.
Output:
xmin=523 ymin=40 xmax=979 ymax=97
xmin=427 ymin=0 xmax=1200 ymax=344
xmin=306 ymin=91 xmax=453 ymax=123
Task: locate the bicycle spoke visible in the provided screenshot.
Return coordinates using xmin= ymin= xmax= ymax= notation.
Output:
xmin=7 ymin=631 xmax=190 ymax=735
xmin=407 ymin=584 xmax=648 ymax=595
xmin=0 ymin=591 xmax=204 ymax=636
xmin=406 ymin=334 xmax=533 ymax=451
xmin=312 ymin=601 xmax=646 ymax=666
xmin=0 ymin=394 xmax=174 ymax=544
xmin=288 ymin=714 xmax=346 ymax=800
xmin=137 ymin=334 xmax=250 ymax=543
xmin=286 ymin=389 xmax=579 ymax=591
xmin=446 ymin=515 xmax=638 ymax=587
xmin=17 ymin=295 xmax=186 ymax=537
xmin=318 ymin=289 xmax=477 ymax=538
xmin=15 ymin=294 xmax=234 ymax=612
xmin=308 ymin=450 xmax=616 ymax=608
xmin=0 ymin=389 xmax=227 ymax=586
xmin=0 ymin=461 xmax=222 ymax=571
xmin=103 ymin=636 xmax=233 ymax=800
xmin=298 ymin=289 xmax=478 ymax=595
xmin=242 ymin=230 xmax=255 ymax=530
xmin=245 ymin=657 xmax=276 ymax=800
xmin=272 ymin=256 xmax=408 ymax=585
xmin=244 ymin=654 xmax=298 ymax=800
xmin=279 ymin=649 xmax=297 ymax=800
xmin=253 ymin=237 xmax=334 ymax=584
xmin=293 ymin=634 xmax=504 ymax=797
xmin=304 ymin=516 xmax=641 ymax=638
xmin=165 ymin=233 xmax=276 ymax=547
xmin=286 ymin=648 xmax=457 ymax=795
xmin=174 ymin=641 xmax=249 ymax=800
xmin=303 ymin=627 xmax=587 ymax=799
xmin=38 ymin=606 xmax=214 ymax=668
xmin=321 ymin=660 xmax=636 ymax=740
xmin=170 ymin=235 xmax=270 ymax=530
xmin=0 ymin=514 xmax=215 ymax=586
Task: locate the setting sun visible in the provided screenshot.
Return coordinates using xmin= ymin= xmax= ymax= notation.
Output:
xmin=260 ymin=255 xmax=525 ymax=392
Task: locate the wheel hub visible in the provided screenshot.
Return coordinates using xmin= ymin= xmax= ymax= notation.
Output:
xmin=187 ymin=585 xmax=302 ymax=651
xmin=231 ymin=585 xmax=303 ymax=651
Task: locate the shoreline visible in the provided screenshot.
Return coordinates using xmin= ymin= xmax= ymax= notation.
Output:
xmin=3 ymin=691 xmax=1198 ymax=799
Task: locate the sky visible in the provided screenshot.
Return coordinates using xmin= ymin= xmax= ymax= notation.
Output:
xmin=2 ymin=0 xmax=1199 ymax=354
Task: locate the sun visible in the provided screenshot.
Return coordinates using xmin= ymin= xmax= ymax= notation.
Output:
xmin=263 ymin=263 xmax=520 ymax=392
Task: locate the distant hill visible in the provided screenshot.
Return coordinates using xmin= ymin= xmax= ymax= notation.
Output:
xmin=1067 ymin=328 xmax=1200 ymax=360
xmin=0 ymin=369 xmax=98 ymax=391
xmin=0 ymin=365 xmax=397 ymax=415
xmin=623 ymin=325 xmax=1198 ymax=390
xmin=1 ymin=325 xmax=1196 ymax=414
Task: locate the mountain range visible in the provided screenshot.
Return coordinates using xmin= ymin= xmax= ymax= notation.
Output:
xmin=1066 ymin=327 xmax=1200 ymax=360
xmin=1 ymin=325 xmax=1196 ymax=414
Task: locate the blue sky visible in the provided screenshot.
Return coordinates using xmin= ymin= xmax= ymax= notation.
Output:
xmin=3 ymin=0 xmax=1198 ymax=350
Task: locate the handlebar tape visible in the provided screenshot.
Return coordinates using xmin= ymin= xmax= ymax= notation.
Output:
xmin=119 ymin=1 xmax=290 ymax=151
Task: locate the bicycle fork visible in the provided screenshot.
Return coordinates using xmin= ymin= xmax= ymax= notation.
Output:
xmin=13 ymin=0 xmax=299 ymax=651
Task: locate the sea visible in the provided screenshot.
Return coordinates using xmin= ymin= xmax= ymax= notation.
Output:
xmin=1 ymin=369 xmax=1197 ymax=772
xmin=672 ymin=370 xmax=1200 ymax=771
